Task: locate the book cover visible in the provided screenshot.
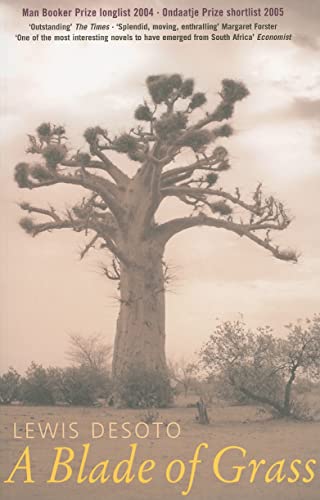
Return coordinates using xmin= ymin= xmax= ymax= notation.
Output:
xmin=0 ymin=1 xmax=319 ymax=499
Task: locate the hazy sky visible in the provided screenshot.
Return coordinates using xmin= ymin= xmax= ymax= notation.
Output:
xmin=0 ymin=0 xmax=319 ymax=372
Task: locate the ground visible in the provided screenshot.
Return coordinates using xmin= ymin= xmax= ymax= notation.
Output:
xmin=1 ymin=402 xmax=319 ymax=500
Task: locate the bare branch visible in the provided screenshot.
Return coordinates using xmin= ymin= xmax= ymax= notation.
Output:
xmin=154 ymin=213 xmax=297 ymax=262
xmin=17 ymin=165 xmax=126 ymax=226
xmin=161 ymin=149 xmax=226 ymax=186
xmin=101 ymin=257 xmax=121 ymax=281
xmin=67 ymin=333 xmax=112 ymax=371
xmin=19 ymin=202 xmax=60 ymax=222
xmin=161 ymin=185 xmax=267 ymax=215
xmin=80 ymin=234 xmax=100 ymax=260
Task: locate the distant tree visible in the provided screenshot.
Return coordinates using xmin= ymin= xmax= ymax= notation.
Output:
xmin=21 ymin=362 xmax=56 ymax=405
xmin=66 ymin=333 xmax=112 ymax=371
xmin=0 ymin=368 xmax=21 ymax=404
xmin=200 ymin=315 xmax=320 ymax=418
xmin=169 ymin=358 xmax=198 ymax=397
xmin=282 ymin=316 xmax=320 ymax=415
xmin=15 ymin=74 xmax=297 ymax=396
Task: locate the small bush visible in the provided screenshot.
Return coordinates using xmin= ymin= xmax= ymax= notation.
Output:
xmin=140 ymin=408 xmax=160 ymax=424
xmin=0 ymin=368 xmax=21 ymax=404
xmin=53 ymin=366 xmax=112 ymax=406
xmin=117 ymin=367 xmax=173 ymax=408
xmin=21 ymin=362 xmax=56 ymax=405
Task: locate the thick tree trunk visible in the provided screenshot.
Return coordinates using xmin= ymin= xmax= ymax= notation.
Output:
xmin=112 ymin=246 xmax=167 ymax=380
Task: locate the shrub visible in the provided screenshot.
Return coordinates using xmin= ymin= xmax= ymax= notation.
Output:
xmin=53 ymin=366 xmax=112 ymax=406
xmin=21 ymin=362 xmax=56 ymax=405
xmin=0 ymin=368 xmax=21 ymax=404
xmin=117 ymin=366 xmax=173 ymax=408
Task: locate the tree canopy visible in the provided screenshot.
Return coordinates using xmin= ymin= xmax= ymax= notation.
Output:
xmin=200 ymin=315 xmax=320 ymax=418
xmin=15 ymin=74 xmax=297 ymax=265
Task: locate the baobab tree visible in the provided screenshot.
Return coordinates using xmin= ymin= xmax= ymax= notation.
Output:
xmin=15 ymin=74 xmax=297 ymax=387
